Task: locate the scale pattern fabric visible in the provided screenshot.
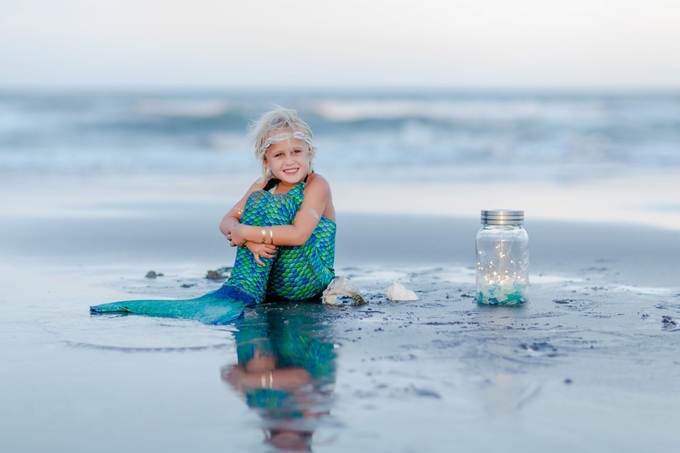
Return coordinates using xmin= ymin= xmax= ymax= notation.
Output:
xmin=89 ymin=181 xmax=336 ymax=325
xmin=234 ymin=306 xmax=336 ymax=420
xmin=231 ymin=181 xmax=336 ymax=303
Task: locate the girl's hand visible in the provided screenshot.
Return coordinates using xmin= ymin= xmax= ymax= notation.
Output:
xmin=221 ymin=365 xmax=246 ymax=392
xmin=245 ymin=242 xmax=277 ymax=266
xmin=245 ymin=349 xmax=277 ymax=373
xmin=226 ymin=223 xmax=246 ymax=247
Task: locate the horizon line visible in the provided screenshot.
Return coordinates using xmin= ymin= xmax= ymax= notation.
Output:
xmin=2 ymin=84 xmax=680 ymax=96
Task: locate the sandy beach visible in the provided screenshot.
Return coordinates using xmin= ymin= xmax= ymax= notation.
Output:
xmin=1 ymin=173 xmax=679 ymax=453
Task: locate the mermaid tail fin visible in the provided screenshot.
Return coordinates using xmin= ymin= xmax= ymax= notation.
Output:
xmin=90 ymin=285 xmax=253 ymax=325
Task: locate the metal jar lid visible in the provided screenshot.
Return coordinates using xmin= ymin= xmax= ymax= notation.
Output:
xmin=481 ymin=209 xmax=524 ymax=225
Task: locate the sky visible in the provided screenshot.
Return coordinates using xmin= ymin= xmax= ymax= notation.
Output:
xmin=1 ymin=0 xmax=679 ymax=90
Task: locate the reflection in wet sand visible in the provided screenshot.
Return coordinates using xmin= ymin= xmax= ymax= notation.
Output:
xmin=221 ymin=304 xmax=337 ymax=451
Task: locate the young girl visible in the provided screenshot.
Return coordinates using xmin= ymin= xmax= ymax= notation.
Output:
xmin=90 ymin=107 xmax=336 ymax=324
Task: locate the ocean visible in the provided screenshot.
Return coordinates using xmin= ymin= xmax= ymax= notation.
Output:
xmin=2 ymin=91 xmax=679 ymax=182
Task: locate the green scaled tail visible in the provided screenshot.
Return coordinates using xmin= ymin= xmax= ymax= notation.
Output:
xmin=90 ymin=181 xmax=336 ymax=325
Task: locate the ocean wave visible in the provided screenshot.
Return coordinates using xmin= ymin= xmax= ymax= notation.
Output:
xmin=307 ymin=99 xmax=605 ymax=123
xmin=1 ymin=92 xmax=679 ymax=180
xmin=135 ymin=99 xmax=230 ymax=118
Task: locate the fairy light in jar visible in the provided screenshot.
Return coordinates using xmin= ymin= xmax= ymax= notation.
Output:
xmin=475 ymin=210 xmax=529 ymax=305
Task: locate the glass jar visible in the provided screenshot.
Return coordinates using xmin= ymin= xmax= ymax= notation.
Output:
xmin=476 ymin=210 xmax=529 ymax=305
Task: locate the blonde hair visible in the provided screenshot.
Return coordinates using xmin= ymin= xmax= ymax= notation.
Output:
xmin=249 ymin=106 xmax=317 ymax=180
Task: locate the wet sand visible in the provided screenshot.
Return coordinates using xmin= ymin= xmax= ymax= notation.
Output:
xmin=1 ymin=177 xmax=680 ymax=452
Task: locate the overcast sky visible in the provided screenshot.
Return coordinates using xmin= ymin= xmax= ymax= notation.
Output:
xmin=1 ymin=0 xmax=679 ymax=90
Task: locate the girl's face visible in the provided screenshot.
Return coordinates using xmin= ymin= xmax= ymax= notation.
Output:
xmin=264 ymin=134 xmax=311 ymax=186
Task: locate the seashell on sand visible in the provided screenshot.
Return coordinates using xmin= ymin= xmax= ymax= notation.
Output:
xmin=384 ymin=281 xmax=418 ymax=301
xmin=322 ymin=276 xmax=367 ymax=305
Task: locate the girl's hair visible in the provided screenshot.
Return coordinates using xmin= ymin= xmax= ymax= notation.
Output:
xmin=249 ymin=106 xmax=317 ymax=180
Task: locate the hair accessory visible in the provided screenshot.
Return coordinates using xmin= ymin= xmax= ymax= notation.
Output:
xmin=259 ymin=131 xmax=313 ymax=155
xmin=269 ymin=226 xmax=274 ymax=245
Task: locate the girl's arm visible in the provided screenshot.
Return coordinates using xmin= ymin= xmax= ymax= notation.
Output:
xmin=220 ymin=179 xmax=277 ymax=265
xmin=219 ymin=179 xmax=266 ymax=237
xmin=228 ymin=175 xmax=331 ymax=247
xmin=223 ymin=365 xmax=312 ymax=392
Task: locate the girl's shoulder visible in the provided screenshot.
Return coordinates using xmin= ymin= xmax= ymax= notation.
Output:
xmin=243 ymin=178 xmax=268 ymax=197
xmin=303 ymin=173 xmax=331 ymax=202
xmin=306 ymin=172 xmax=330 ymax=190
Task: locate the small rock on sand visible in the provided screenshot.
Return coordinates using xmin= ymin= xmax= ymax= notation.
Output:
xmin=206 ymin=270 xmax=225 ymax=280
xmin=145 ymin=271 xmax=157 ymax=279
xmin=205 ymin=267 xmax=231 ymax=280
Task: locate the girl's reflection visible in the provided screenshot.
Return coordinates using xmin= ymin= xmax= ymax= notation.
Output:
xmin=221 ymin=304 xmax=336 ymax=451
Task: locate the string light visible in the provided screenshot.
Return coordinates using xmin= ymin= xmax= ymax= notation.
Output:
xmin=476 ymin=210 xmax=529 ymax=305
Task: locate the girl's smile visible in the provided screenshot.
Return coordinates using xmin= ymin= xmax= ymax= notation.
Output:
xmin=264 ymin=135 xmax=311 ymax=188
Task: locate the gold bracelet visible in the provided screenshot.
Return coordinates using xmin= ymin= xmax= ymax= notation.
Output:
xmin=269 ymin=226 xmax=274 ymax=245
xmin=269 ymin=371 xmax=273 ymax=389
xmin=261 ymin=228 xmax=266 ymax=244
xmin=261 ymin=373 xmax=266 ymax=387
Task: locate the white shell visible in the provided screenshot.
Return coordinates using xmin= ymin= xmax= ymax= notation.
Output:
xmin=322 ymin=276 xmax=367 ymax=305
xmin=384 ymin=281 xmax=418 ymax=301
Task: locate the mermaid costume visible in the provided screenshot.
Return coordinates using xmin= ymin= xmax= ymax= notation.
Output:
xmin=229 ymin=304 xmax=336 ymax=424
xmin=90 ymin=179 xmax=336 ymax=324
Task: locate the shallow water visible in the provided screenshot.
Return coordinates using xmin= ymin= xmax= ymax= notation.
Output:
xmin=2 ymin=256 xmax=680 ymax=452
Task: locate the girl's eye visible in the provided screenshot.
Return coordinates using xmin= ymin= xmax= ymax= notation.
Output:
xmin=293 ymin=149 xmax=302 ymax=154
xmin=274 ymin=153 xmax=283 ymax=158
